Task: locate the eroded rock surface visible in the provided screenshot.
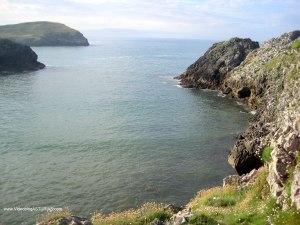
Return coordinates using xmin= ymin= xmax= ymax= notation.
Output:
xmin=176 ymin=38 xmax=259 ymax=88
xmin=177 ymin=30 xmax=300 ymax=207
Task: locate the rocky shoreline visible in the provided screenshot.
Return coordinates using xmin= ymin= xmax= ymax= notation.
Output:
xmin=37 ymin=31 xmax=300 ymax=225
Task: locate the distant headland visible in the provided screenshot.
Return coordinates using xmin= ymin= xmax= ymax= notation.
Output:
xmin=0 ymin=21 xmax=89 ymax=47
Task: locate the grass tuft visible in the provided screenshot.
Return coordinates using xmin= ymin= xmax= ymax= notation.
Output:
xmin=260 ymin=146 xmax=273 ymax=163
xmin=290 ymin=39 xmax=300 ymax=51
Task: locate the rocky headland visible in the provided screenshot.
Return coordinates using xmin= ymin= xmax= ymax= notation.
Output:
xmin=0 ymin=21 xmax=89 ymax=47
xmin=0 ymin=39 xmax=45 ymax=72
xmin=37 ymin=31 xmax=300 ymax=225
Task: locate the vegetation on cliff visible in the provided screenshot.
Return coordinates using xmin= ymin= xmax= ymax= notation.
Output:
xmin=37 ymin=203 xmax=174 ymax=225
xmin=188 ymin=167 xmax=300 ymax=225
xmin=0 ymin=21 xmax=89 ymax=46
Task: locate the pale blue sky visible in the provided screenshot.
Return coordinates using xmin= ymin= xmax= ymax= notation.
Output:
xmin=1 ymin=0 xmax=299 ymax=41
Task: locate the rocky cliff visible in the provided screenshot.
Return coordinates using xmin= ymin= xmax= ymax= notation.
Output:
xmin=176 ymin=38 xmax=259 ymax=88
xmin=177 ymin=30 xmax=300 ymax=208
xmin=221 ymin=30 xmax=300 ymax=208
xmin=0 ymin=39 xmax=45 ymax=72
xmin=0 ymin=21 xmax=89 ymax=46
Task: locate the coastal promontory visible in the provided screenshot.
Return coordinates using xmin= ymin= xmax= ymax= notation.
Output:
xmin=0 ymin=21 xmax=89 ymax=47
xmin=0 ymin=39 xmax=45 ymax=72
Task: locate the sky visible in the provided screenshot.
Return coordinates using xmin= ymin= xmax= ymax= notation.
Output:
xmin=0 ymin=0 xmax=299 ymax=41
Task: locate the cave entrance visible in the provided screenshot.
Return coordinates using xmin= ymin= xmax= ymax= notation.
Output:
xmin=238 ymin=87 xmax=251 ymax=98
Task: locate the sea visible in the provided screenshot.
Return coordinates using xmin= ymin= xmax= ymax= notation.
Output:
xmin=0 ymin=39 xmax=250 ymax=224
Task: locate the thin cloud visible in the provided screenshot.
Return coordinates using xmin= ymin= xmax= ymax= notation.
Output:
xmin=0 ymin=0 xmax=299 ymax=40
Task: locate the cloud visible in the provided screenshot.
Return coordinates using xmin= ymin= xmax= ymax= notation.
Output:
xmin=0 ymin=0 xmax=299 ymax=40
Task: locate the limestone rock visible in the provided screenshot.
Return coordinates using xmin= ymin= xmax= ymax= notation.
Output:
xmin=223 ymin=30 xmax=300 ymax=175
xmin=223 ymin=169 xmax=258 ymax=186
xmin=292 ymin=169 xmax=300 ymax=210
xmin=166 ymin=208 xmax=193 ymax=225
xmin=58 ymin=216 xmax=92 ymax=225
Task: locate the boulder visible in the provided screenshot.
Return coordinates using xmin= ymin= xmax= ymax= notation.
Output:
xmin=165 ymin=208 xmax=193 ymax=225
xmin=0 ymin=39 xmax=45 ymax=72
xmin=150 ymin=218 xmax=165 ymax=225
xmin=223 ymin=169 xmax=258 ymax=187
xmin=58 ymin=216 xmax=92 ymax=225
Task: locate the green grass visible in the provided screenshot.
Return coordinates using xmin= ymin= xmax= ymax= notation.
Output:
xmin=290 ymin=39 xmax=300 ymax=50
xmin=91 ymin=203 xmax=174 ymax=225
xmin=188 ymin=214 xmax=219 ymax=225
xmin=188 ymin=167 xmax=300 ymax=225
xmin=264 ymin=48 xmax=300 ymax=82
xmin=260 ymin=146 xmax=273 ymax=164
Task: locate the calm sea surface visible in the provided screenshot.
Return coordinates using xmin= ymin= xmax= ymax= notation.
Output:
xmin=0 ymin=39 xmax=250 ymax=224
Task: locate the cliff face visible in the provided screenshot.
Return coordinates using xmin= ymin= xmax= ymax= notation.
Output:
xmin=177 ymin=30 xmax=300 ymax=209
xmin=0 ymin=21 xmax=89 ymax=47
xmin=0 ymin=39 xmax=45 ymax=72
xmin=176 ymin=38 xmax=259 ymax=88
xmin=221 ymin=30 xmax=300 ymax=208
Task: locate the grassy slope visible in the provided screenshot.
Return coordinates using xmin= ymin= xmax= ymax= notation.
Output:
xmin=188 ymin=167 xmax=300 ymax=225
xmin=0 ymin=22 xmax=77 ymax=37
xmin=0 ymin=21 xmax=86 ymax=46
xmin=37 ymin=203 xmax=174 ymax=225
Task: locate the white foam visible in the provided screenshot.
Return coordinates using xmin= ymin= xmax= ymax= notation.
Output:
xmin=217 ymin=92 xmax=226 ymax=98
xmin=175 ymin=84 xmax=183 ymax=88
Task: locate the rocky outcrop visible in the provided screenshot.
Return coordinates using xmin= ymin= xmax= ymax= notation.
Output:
xmin=0 ymin=21 xmax=89 ymax=46
xmin=176 ymin=38 xmax=259 ymax=88
xmin=292 ymin=168 xmax=300 ymax=210
xmin=178 ymin=30 xmax=300 ymax=208
xmin=0 ymin=39 xmax=45 ymax=72
xmin=222 ymin=31 xmax=300 ymax=177
xmin=223 ymin=168 xmax=258 ymax=187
